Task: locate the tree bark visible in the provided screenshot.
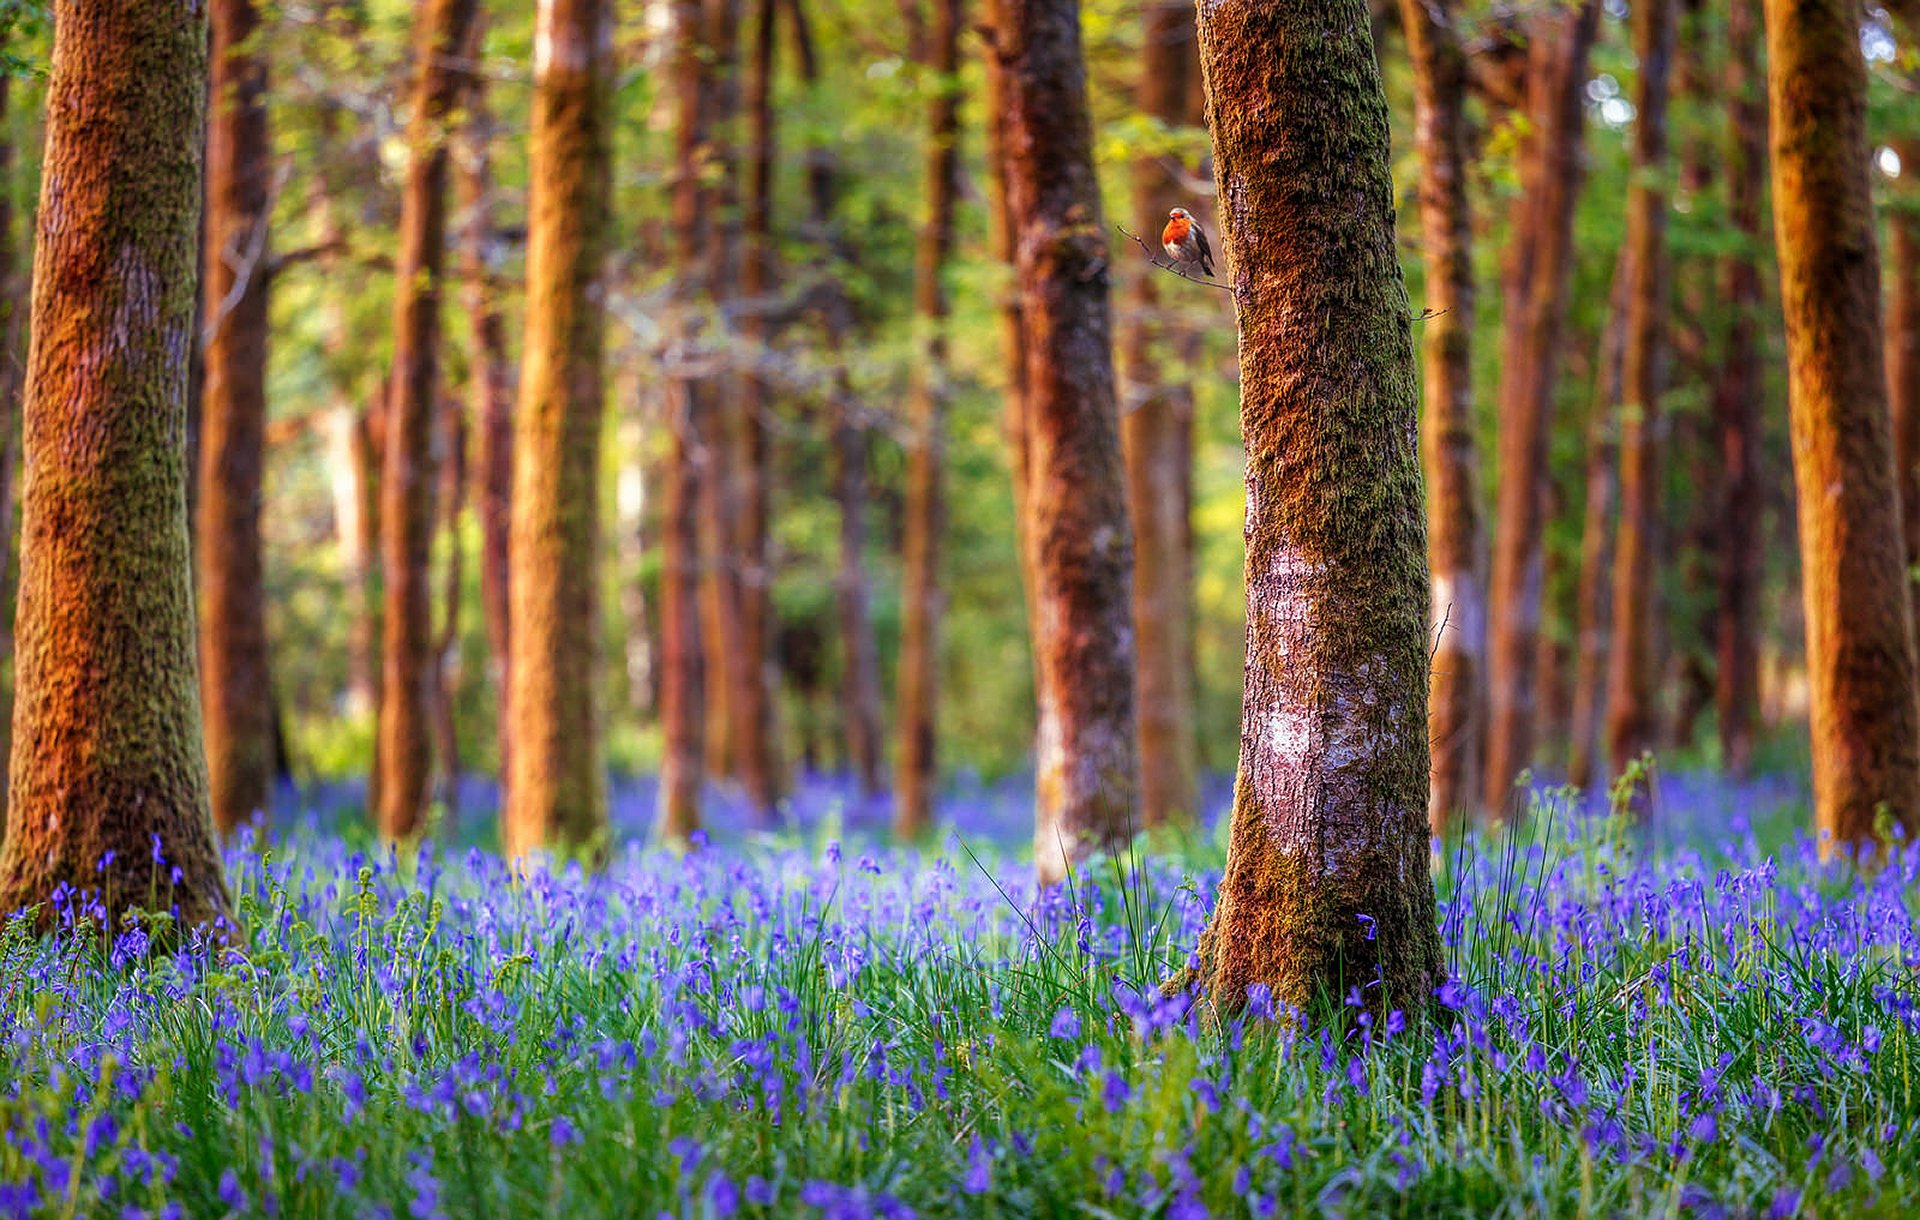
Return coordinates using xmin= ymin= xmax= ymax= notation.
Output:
xmin=198 ymin=0 xmax=275 ymax=838
xmin=1186 ymin=0 xmax=1442 ymax=1017
xmin=658 ymin=0 xmax=712 ymax=844
xmin=375 ymin=0 xmax=480 ymax=841
xmin=1603 ymin=0 xmax=1675 ymax=790
xmin=894 ymin=0 xmax=965 ymax=840
xmin=1567 ymin=248 xmax=1631 ymax=792
xmin=1715 ymin=0 xmax=1768 ymax=778
xmin=993 ymin=0 xmax=1139 ymax=886
xmin=1398 ymin=0 xmax=1483 ymax=832
xmin=0 ymin=73 xmax=25 ymax=840
xmin=1483 ymin=0 xmax=1598 ymax=815
xmin=430 ymin=392 xmax=465 ymax=819
xmin=502 ymin=0 xmax=613 ymax=861
xmin=1118 ymin=1 xmax=1201 ymax=833
xmin=454 ymin=24 xmax=518 ymax=784
xmin=1763 ymin=0 xmax=1920 ymax=848
xmin=0 ymin=0 xmax=230 ymax=931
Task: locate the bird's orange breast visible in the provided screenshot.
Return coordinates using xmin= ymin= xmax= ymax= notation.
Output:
xmin=1162 ymin=215 xmax=1190 ymax=247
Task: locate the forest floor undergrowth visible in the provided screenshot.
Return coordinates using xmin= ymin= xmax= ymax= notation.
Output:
xmin=3 ymin=769 xmax=1918 ymax=1218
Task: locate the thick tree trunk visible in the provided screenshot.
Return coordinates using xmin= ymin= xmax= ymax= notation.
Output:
xmin=454 ymin=28 xmax=518 ymax=784
xmin=1716 ymin=0 xmax=1768 ymax=778
xmin=893 ymin=0 xmax=965 ymax=840
xmin=0 ymin=0 xmax=230 ymax=931
xmin=1186 ymin=0 xmax=1442 ymax=1018
xmin=502 ymin=0 xmax=613 ymax=861
xmin=1764 ymin=0 xmax=1920 ymax=848
xmin=1483 ymin=0 xmax=1598 ymax=815
xmin=0 ymin=74 xmax=24 ymax=839
xmin=732 ymin=0 xmax=783 ymax=819
xmin=375 ymin=0 xmax=480 ymax=841
xmin=1603 ymin=0 xmax=1675 ymax=789
xmin=1567 ymin=249 xmax=1632 ymax=792
xmin=1118 ymin=1 xmax=1200 ymax=833
xmin=994 ymin=0 xmax=1140 ymax=887
xmin=658 ymin=0 xmax=712 ymax=844
xmin=198 ymin=0 xmax=275 ymax=838
xmin=1398 ymin=0 xmax=1483 ymax=832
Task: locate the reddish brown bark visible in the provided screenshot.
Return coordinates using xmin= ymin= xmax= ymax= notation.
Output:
xmin=1764 ymin=0 xmax=1920 ymax=848
xmin=992 ymin=0 xmax=1140 ymax=885
xmin=455 ymin=27 xmax=517 ymax=783
xmin=0 ymin=0 xmax=230 ymax=931
xmin=1118 ymin=1 xmax=1201 ymax=833
xmin=1398 ymin=0 xmax=1483 ymax=831
xmin=198 ymin=0 xmax=275 ymax=837
xmin=1483 ymin=0 xmax=1598 ymax=815
xmin=430 ymin=393 xmax=465 ymax=819
xmin=1604 ymin=0 xmax=1675 ymax=788
xmin=1567 ymin=249 xmax=1631 ymax=792
xmin=894 ymin=0 xmax=965 ymax=840
xmin=503 ymin=0 xmax=614 ymax=861
xmin=1715 ymin=0 xmax=1768 ymax=778
xmin=375 ymin=0 xmax=481 ymax=841
xmin=1182 ymin=0 xmax=1442 ymax=1017
xmin=0 ymin=74 xmax=24 ymax=838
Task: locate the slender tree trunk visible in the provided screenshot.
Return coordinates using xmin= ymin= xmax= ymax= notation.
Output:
xmin=0 ymin=0 xmax=230 ymax=930
xmin=1483 ymin=0 xmax=1599 ymax=814
xmin=1764 ymin=0 xmax=1920 ymax=848
xmin=1891 ymin=136 xmax=1920 ymax=647
xmin=1398 ymin=0 xmax=1483 ymax=832
xmin=198 ymin=0 xmax=275 ymax=838
xmin=502 ymin=0 xmax=613 ymax=861
xmin=1716 ymin=0 xmax=1768 ymax=778
xmin=1603 ymin=0 xmax=1675 ymax=789
xmin=732 ymin=0 xmax=783 ymax=819
xmin=454 ymin=25 xmax=518 ymax=783
xmin=1184 ymin=0 xmax=1442 ymax=1018
xmin=430 ymin=393 xmax=465 ymax=819
xmin=0 ymin=74 xmax=24 ymax=840
xmin=894 ymin=0 xmax=965 ymax=840
xmin=658 ymin=0 xmax=712 ymax=844
xmin=993 ymin=0 xmax=1140 ymax=886
xmin=1567 ymin=249 xmax=1632 ymax=792
xmin=375 ymin=0 xmax=480 ymax=841
xmin=1118 ymin=1 xmax=1200 ymax=833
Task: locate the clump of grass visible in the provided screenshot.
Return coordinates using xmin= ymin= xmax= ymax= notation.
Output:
xmin=0 ymin=781 xmax=1915 ymax=1217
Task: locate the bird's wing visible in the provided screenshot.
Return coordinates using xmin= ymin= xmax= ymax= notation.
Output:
xmin=1196 ymin=224 xmax=1213 ymax=264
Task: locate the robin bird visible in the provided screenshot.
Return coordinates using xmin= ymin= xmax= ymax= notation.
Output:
xmin=1161 ymin=207 xmax=1214 ymax=278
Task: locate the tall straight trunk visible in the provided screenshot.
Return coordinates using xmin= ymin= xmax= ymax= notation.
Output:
xmin=1118 ymin=1 xmax=1200 ymax=833
xmin=430 ymin=393 xmax=465 ymax=817
xmin=503 ymin=0 xmax=613 ymax=861
xmin=0 ymin=74 xmax=24 ymax=839
xmin=658 ymin=0 xmax=712 ymax=843
xmin=375 ymin=0 xmax=481 ymax=841
xmin=894 ymin=0 xmax=965 ymax=840
xmin=731 ymin=0 xmax=783 ymax=818
xmin=455 ymin=22 xmax=517 ymax=783
xmin=1567 ymin=249 xmax=1632 ymax=791
xmin=1716 ymin=0 xmax=1768 ymax=778
xmin=1184 ymin=0 xmax=1442 ymax=1017
xmin=994 ymin=0 xmax=1139 ymax=886
xmin=1603 ymin=0 xmax=1675 ymax=786
xmin=199 ymin=0 xmax=275 ymax=837
xmin=1895 ymin=146 xmax=1920 ymax=625
xmin=1399 ymin=0 xmax=1483 ymax=832
xmin=1482 ymin=0 xmax=1599 ymax=815
xmin=0 ymin=0 xmax=230 ymax=930
xmin=1763 ymin=0 xmax=1920 ymax=848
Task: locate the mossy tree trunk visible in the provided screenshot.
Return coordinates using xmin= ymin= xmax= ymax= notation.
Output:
xmin=375 ymin=0 xmax=480 ymax=841
xmin=894 ymin=0 xmax=964 ymax=840
xmin=1603 ymin=0 xmax=1675 ymax=789
xmin=1187 ymin=0 xmax=1443 ymax=1018
xmin=1118 ymin=0 xmax=1200 ymax=834
xmin=199 ymin=0 xmax=275 ymax=839
xmin=0 ymin=0 xmax=230 ymax=931
xmin=1483 ymin=0 xmax=1598 ymax=814
xmin=502 ymin=0 xmax=613 ymax=862
xmin=1715 ymin=0 xmax=1768 ymax=779
xmin=1763 ymin=0 xmax=1920 ymax=847
xmin=1398 ymin=0 xmax=1483 ymax=832
xmin=454 ymin=18 xmax=518 ymax=786
xmin=993 ymin=0 xmax=1139 ymax=886
xmin=658 ymin=0 xmax=712 ymax=845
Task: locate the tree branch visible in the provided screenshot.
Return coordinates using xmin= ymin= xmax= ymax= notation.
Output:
xmin=1114 ymin=224 xmax=1233 ymax=293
